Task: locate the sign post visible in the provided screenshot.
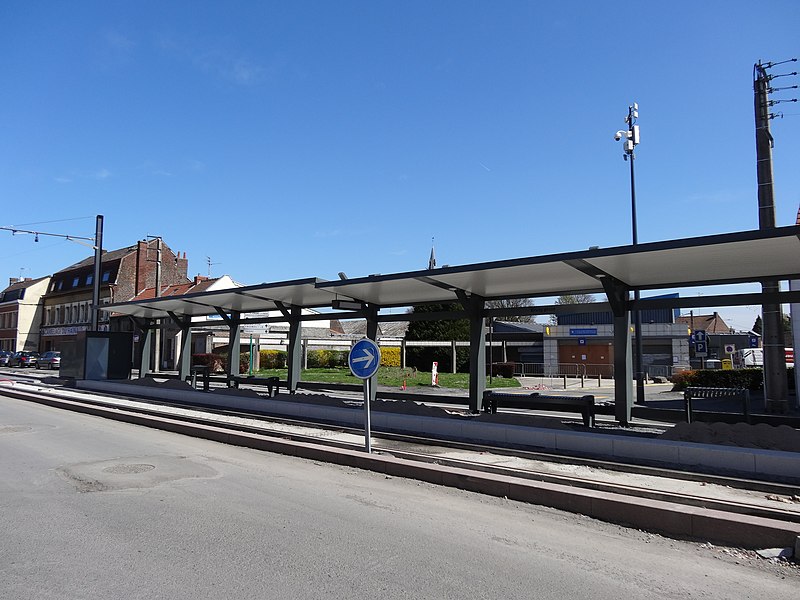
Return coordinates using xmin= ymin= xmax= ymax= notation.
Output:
xmin=348 ymin=338 xmax=381 ymax=453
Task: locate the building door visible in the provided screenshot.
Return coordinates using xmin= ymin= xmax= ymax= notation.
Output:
xmin=558 ymin=343 xmax=614 ymax=377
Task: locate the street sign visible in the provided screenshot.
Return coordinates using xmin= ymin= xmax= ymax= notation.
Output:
xmin=348 ymin=338 xmax=381 ymax=454
xmin=749 ymin=335 xmax=759 ymax=348
xmin=348 ymin=338 xmax=381 ymax=380
xmin=695 ymin=341 xmax=708 ymax=357
xmin=694 ymin=330 xmax=707 ymax=343
xmin=724 ymin=343 xmax=736 ymax=354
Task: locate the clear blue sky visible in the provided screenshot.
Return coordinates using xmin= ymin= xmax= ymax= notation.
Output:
xmin=2 ymin=2 xmax=798 ymax=330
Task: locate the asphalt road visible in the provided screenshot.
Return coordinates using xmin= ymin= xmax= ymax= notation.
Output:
xmin=1 ymin=395 xmax=797 ymax=600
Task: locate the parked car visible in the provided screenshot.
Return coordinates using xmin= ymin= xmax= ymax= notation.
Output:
xmin=8 ymin=351 xmax=39 ymax=368
xmin=38 ymin=350 xmax=61 ymax=369
xmin=0 ymin=350 xmax=11 ymax=366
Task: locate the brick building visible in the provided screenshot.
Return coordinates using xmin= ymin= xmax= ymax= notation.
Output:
xmin=39 ymin=239 xmax=189 ymax=352
xmin=0 ymin=276 xmax=51 ymax=352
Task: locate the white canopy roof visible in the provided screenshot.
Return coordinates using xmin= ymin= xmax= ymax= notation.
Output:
xmin=103 ymin=227 xmax=800 ymax=319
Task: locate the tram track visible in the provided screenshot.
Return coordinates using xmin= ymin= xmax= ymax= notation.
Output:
xmin=3 ymin=379 xmax=800 ymax=532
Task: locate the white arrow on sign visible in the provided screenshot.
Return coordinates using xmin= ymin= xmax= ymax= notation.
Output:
xmin=352 ymin=349 xmax=375 ymax=369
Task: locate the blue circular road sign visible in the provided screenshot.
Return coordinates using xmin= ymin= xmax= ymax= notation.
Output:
xmin=348 ymin=338 xmax=381 ymax=380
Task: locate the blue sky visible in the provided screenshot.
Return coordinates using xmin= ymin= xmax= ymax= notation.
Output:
xmin=1 ymin=2 xmax=798 ymax=330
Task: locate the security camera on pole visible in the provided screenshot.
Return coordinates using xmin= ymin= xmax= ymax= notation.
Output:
xmin=615 ymin=103 xmax=645 ymax=405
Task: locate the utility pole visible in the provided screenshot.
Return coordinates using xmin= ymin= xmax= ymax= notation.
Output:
xmin=615 ymin=103 xmax=645 ymax=405
xmin=90 ymin=215 xmax=104 ymax=331
xmin=754 ymin=59 xmax=797 ymax=413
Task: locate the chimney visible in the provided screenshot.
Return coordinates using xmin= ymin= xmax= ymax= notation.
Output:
xmin=193 ymin=275 xmax=209 ymax=285
xmin=135 ymin=240 xmax=148 ymax=294
xmin=176 ymin=251 xmax=189 ymax=279
xmin=9 ymin=277 xmax=19 ymax=285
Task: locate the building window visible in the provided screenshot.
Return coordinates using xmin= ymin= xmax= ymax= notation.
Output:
xmin=72 ymin=276 xmax=80 ymax=288
xmin=46 ymin=309 xmax=51 ymax=326
xmin=56 ymin=280 xmax=63 ymax=291
xmin=102 ymin=271 xmax=111 ymax=282
xmin=86 ymin=274 xmax=93 ymax=285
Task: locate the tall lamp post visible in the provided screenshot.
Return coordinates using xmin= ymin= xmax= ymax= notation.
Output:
xmin=615 ymin=103 xmax=645 ymax=405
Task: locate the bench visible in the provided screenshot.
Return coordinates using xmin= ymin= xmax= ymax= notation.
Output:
xmin=483 ymin=391 xmax=596 ymax=427
xmin=683 ymin=386 xmax=751 ymax=424
xmin=186 ymin=365 xmax=211 ymax=392
xmin=228 ymin=375 xmax=282 ymax=397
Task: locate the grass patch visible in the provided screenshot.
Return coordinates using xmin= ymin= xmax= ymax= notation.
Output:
xmin=255 ymin=366 xmax=520 ymax=389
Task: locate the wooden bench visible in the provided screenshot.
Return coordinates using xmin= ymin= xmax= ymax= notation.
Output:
xmin=228 ymin=375 xmax=282 ymax=397
xmin=483 ymin=391 xmax=596 ymax=427
xmin=683 ymin=386 xmax=751 ymax=424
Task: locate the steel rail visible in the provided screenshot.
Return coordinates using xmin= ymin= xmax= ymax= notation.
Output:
xmin=2 ymin=383 xmax=798 ymax=525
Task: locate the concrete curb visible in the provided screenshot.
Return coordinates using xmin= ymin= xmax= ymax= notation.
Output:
xmin=5 ymin=385 xmax=800 ymax=550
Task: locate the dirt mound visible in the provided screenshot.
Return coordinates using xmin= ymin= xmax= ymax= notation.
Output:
xmin=661 ymin=422 xmax=800 ymax=453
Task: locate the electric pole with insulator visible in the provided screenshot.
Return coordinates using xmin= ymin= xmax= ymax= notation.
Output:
xmin=754 ymin=58 xmax=797 ymax=413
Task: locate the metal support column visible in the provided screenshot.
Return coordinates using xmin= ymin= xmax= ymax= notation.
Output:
xmin=174 ymin=318 xmax=192 ymax=382
xmin=459 ymin=292 xmax=486 ymax=413
xmin=287 ymin=307 xmax=302 ymax=393
xmin=137 ymin=319 xmax=154 ymax=378
xmin=226 ymin=310 xmax=241 ymax=379
xmin=365 ymin=304 xmax=380 ymax=405
xmin=601 ymin=277 xmax=633 ymax=425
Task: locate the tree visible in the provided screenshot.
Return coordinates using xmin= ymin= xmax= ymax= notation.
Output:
xmin=550 ymin=294 xmax=596 ymax=324
xmin=556 ymin=294 xmax=595 ymax=305
xmin=486 ymin=298 xmax=534 ymax=323
xmin=405 ymin=303 xmax=470 ymax=373
xmin=405 ymin=303 xmax=469 ymax=341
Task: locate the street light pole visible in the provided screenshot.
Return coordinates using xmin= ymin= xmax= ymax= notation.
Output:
xmin=616 ymin=104 xmax=645 ymax=405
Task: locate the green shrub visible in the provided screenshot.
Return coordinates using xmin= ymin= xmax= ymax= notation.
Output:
xmin=670 ymin=368 xmax=763 ymax=391
xmin=380 ymin=347 xmax=401 ymax=367
xmin=406 ymin=346 xmax=470 ymax=373
xmin=491 ymin=362 xmax=515 ymax=378
xmin=307 ymin=349 xmax=348 ymax=368
xmin=260 ymin=349 xmax=286 ymax=369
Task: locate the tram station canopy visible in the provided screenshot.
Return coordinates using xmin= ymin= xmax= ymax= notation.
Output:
xmin=104 ymin=226 xmax=800 ymax=320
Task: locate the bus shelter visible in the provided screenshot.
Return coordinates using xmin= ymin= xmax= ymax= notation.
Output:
xmin=102 ymin=226 xmax=800 ymax=425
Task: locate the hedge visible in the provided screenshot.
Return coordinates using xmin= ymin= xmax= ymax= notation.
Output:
xmin=307 ymin=349 xmax=348 ymax=368
xmin=380 ymin=347 xmax=401 ymax=367
xmin=490 ymin=362 xmax=515 ymax=378
xmin=670 ymin=368 xmax=764 ymax=391
xmin=260 ymin=349 xmax=287 ymax=369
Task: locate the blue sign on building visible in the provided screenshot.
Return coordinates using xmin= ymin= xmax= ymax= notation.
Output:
xmin=569 ymin=328 xmax=597 ymax=336
xmin=749 ymin=335 xmax=759 ymax=348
